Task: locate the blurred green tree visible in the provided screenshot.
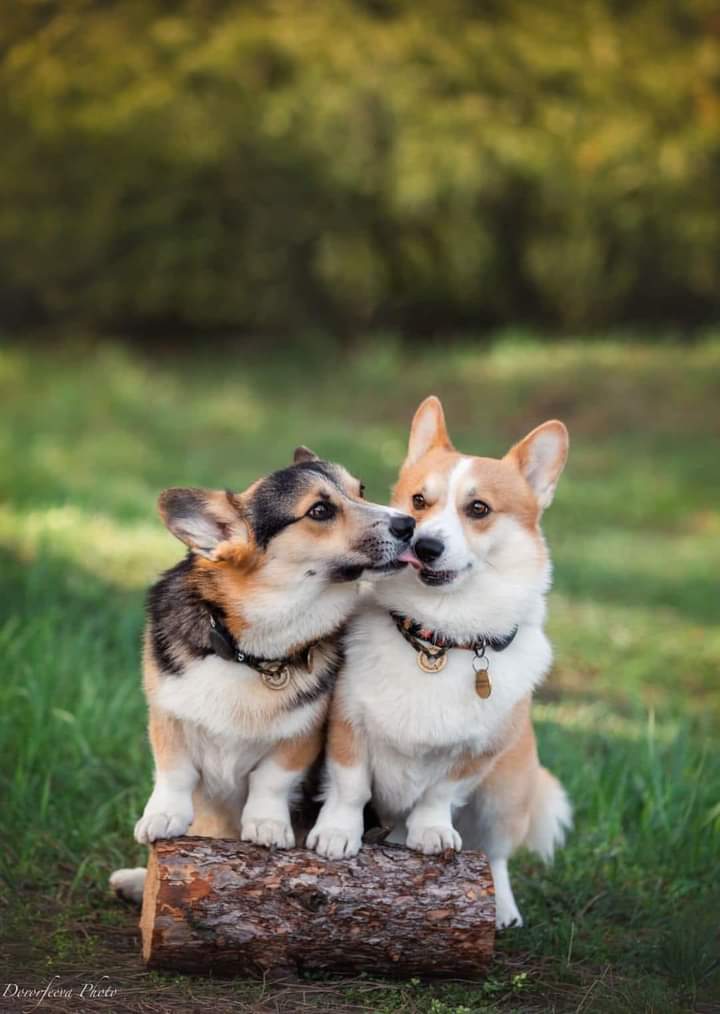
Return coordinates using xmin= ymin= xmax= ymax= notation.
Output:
xmin=1 ymin=0 xmax=719 ymax=334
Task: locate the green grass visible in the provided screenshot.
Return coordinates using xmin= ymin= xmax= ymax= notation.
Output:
xmin=1 ymin=333 xmax=718 ymax=1013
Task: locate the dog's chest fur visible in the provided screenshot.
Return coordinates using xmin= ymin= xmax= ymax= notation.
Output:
xmin=155 ymin=655 xmax=325 ymax=737
xmin=153 ymin=656 xmax=326 ymax=799
xmin=340 ymin=603 xmax=552 ymax=813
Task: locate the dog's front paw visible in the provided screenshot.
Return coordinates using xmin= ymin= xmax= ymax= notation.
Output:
xmin=134 ymin=807 xmax=192 ymax=844
xmin=406 ymin=824 xmax=462 ymax=855
xmin=306 ymin=823 xmax=362 ymax=859
xmin=134 ymin=791 xmax=193 ymax=844
xmin=241 ymin=817 xmax=295 ymax=849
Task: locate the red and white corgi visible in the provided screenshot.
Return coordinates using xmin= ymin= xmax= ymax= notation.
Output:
xmin=110 ymin=448 xmax=415 ymax=903
xmin=308 ymin=398 xmax=571 ymax=928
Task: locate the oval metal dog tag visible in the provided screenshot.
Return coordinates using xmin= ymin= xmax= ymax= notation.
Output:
xmin=475 ymin=671 xmax=492 ymax=698
xmin=261 ymin=665 xmax=291 ymax=691
xmin=472 ymin=655 xmax=492 ymax=698
xmin=417 ymin=651 xmax=447 ymax=673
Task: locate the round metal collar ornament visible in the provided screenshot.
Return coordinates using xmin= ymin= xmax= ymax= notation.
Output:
xmin=260 ymin=663 xmax=291 ymax=691
xmin=417 ymin=649 xmax=448 ymax=673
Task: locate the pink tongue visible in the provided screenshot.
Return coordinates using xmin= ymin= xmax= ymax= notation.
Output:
xmin=397 ymin=548 xmax=423 ymax=570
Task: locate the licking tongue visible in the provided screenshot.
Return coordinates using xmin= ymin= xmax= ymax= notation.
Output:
xmin=397 ymin=548 xmax=423 ymax=571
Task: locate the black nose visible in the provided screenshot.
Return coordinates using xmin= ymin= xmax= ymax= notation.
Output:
xmin=414 ymin=535 xmax=444 ymax=564
xmin=389 ymin=514 xmax=415 ymax=542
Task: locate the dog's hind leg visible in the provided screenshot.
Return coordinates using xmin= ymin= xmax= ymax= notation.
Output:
xmin=465 ymin=711 xmax=552 ymax=929
xmin=109 ymin=867 xmax=146 ymax=905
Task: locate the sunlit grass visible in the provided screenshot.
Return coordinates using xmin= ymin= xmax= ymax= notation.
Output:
xmin=0 ymin=504 xmax=176 ymax=589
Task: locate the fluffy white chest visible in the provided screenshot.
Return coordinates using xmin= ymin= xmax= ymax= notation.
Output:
xmin=153 ymin=656 xmax=323 ymax=802
xmin=183 ymin=725 xmax=268 ymax=803
xmin=156 ymin=655 xmax=321 ymax=737
xmin=341 ymin=606 xmax=551 ymax=812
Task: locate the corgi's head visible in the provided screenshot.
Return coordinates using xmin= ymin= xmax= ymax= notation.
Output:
xmin=159 ymin=448 xmax=415 ymax=591
xmin=379 ymin=396 xmax=568 ymax=635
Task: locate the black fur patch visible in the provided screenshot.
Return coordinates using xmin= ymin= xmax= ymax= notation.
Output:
xmin=328 ymin=560 xmax=366 ymax=583
xmin=289 ymin=634 xmax=345 ymax=710
xmin=146 ymin=554 xmax=216 ymax=675
xmin=247 ymin=459 xmax=344 ymax=549
xmin=146 ymin=547 xmax=345 ymax=710
xmin=164 ymin=488 xmax=206 ymax=518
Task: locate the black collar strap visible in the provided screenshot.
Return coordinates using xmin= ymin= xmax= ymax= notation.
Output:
xmin=390 ymin=610 xmax=518 ymax=655
xmin=208 ymin=610 xmax=324 ymax=690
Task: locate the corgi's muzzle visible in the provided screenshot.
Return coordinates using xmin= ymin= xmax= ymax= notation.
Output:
xmin=398 ymin=534 xmax=471 ymax=587
xmin=329 ymin=511 xmax=416 ymax=582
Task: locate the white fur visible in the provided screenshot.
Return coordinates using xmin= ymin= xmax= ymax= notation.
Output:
xmin=133 ymin=663 xmax=328 ymax=845
xmin=306 ymin=756 xmax=370 ymax=858
xmin=225 ymin=577 xmax=359 ymax=659
xmin=345 ymin=608 xmax=550 ymax=763
xmin=525 ymin=768 xmax=573 ymax=862
xmin=520 ymin=427 xmax=566 ymax=509
xmin=134 ymin=756 xmax=197 ymax=843
xmin=154 ymin=655 xmax=327 ymax=742
xmin=241 ymin=756 xmax=304 ymax=848
xmin=488 ymin=858 xmax=523 ymax=929
xmin=415 ymin=458 xmax=476 ymax=574
xmin=109 ymin=867 xmax=146 ymax=905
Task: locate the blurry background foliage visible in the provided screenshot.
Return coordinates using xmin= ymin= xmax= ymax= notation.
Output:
xmin=2 ymin=0 xmax=720 ymax=337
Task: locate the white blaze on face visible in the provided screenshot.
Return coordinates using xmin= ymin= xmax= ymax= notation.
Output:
xmin=416 ymin=457 xmax=475 ymax=571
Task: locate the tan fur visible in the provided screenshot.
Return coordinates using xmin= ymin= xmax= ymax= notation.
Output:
xmin=472 ymin=709 xmax=541 ymax=854
xmin=147 ymin=710 xmax=188 ymax=770
xmin=326 ymin=698 xmax=363 ymax=767
xmin=141 ymin=652 xmax=234 ymax=839
xmin=406 ymin=395 xmax=454 ymax=464
xmin=275 ymin=719 xmax=327 ymax=772
xmin=189 ymin=789 xmax=242 ymax=838
xmin=392 ymin=446 xmax=461 ymax=512
xmin=448 ymin=697 xmax=531 ymax=781
xmin=506 ymin=420 xmax=568 ymax=491
xmin=143 ymin=639 xmax=234 ymax=837
xmin=142 ymin=629 xmax=160 ymax=696
xmin=394 ymin=450 xmax=542 ymax=535
xmin=190 ymin=474 xmax=379 ymax=639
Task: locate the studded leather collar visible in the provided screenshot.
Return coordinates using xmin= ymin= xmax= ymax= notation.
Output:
xmin=390 ymin=610 xmax=518 ymax=696
xmin=390 ymin=611 xmax=518 ymax=655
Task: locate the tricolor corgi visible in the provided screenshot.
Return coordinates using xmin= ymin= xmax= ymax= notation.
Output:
xmin=110 ymin=448 xmax=415 ymax=903
xmin=307 ymin=398 xmax=571 ymax=928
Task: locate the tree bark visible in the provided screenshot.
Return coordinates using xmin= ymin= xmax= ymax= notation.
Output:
xmin=141 ymin=836 xmax=495 ymax=978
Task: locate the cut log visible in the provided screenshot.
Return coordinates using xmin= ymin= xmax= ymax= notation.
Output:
xmin=141 ymin=836 xmax=495 ymax=978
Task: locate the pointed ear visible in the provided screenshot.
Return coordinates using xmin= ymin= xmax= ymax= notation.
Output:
xmin=158 ymin=488 xmax=249 ymax=558
xmin=293 ymin=445 xmax=319 ymax=464
xmin=406 ymin=396 xmax=454 ymax=466
xmin=506 ymin=421 xmax=569 ymax=510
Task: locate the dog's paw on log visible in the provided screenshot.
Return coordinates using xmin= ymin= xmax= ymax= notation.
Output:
xmin=140 ymin=836 xmax=495 ymax=978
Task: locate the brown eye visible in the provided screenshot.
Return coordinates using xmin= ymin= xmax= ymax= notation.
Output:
xmin=358 ymin=483 xmax=366 ymax=499
xmin=412 ymin=494 xmax=426 ymax=510
xmin=469 ymin=500 xmax=491 ymax=519
xmin=307 ymin=501 xmax=336 ymax=521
